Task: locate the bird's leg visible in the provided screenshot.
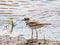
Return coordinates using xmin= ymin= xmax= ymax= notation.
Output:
xmin=35 ymin=29 xmax=38 ymax=41
xmin=31 ymin=29 xmax=33 ymax=41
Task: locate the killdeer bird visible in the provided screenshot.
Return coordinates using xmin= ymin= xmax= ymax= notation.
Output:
xmin=22 ymin=17 xmax=51 ymax=41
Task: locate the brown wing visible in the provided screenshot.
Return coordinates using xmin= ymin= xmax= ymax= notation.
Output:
xmin=27 ymin=21 xmax=44 ymax=29
xmin=28 ymin=20 xmax=51 ymax=29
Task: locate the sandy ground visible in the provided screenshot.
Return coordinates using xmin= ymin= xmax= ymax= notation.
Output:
xmin=0 ymin=39 xmax=60 ymax=45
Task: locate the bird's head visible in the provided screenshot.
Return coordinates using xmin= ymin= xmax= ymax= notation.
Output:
xmin=21 ymin=17 xmax=30 ymax=22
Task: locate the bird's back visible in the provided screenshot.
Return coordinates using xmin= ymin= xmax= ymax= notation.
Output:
xmin=26 ymin=19 xmax=51 ymax=29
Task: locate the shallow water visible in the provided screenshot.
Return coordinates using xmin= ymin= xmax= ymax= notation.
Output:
xmin=0 ymin=0 xmax=60 ymax=41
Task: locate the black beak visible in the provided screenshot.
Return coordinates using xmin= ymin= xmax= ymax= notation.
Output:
xmin=21 ymin=19 xmax=25 ymax=21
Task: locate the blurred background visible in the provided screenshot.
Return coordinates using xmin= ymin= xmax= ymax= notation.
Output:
xmin=0 ymin=0 xmax=60 ymax=41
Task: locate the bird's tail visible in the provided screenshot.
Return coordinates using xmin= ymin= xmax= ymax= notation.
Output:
xmin=44 ymin=23 xmax=51 ymax=25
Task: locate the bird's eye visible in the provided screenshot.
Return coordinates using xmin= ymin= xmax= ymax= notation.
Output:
xmin=24 ymin=18 xmax=29 ymax=20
